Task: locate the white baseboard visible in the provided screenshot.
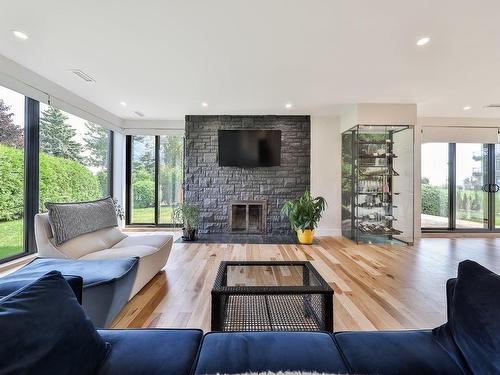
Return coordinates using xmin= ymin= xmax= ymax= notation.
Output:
xmin=314 ymin=228 xmax=341 ymax=236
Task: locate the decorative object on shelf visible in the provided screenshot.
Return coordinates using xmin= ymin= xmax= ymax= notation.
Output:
xmin=281 ymin=190 xmax=327 ymax=245
xmin=172 ymin=203 xmax=199 ymax=241
xmin=341 ymin=124 xmax=414 ymax=245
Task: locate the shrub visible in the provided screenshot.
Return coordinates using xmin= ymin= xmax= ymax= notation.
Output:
xmin=0 ymin=145 xmax=24 ymax=220
xmin=0 ymin=144 xmax=101 ymax=221
xmin=421 ymin=184 xmax=448 ymax=216
xmin=39 ymin=152 xmax=101 ymax=211
xmin=133 ymin=179 xmax=155 ymax=208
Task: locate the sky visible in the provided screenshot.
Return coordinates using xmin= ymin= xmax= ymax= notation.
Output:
xmin=422 ymin=143 xmax=487 ymax=188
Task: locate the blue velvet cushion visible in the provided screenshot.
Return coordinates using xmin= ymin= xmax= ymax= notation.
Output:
xmin=335 ymin=330 xmax=469 ymax=375
xmin=194 ymin=332 xmax=349 ymax=374
xmin=98 ymin=329 xmax=203 ymax=375
xmin=449 ymin=260 xmax=500 ymax=374
xmin=0 ymin=271 xmax=110 ymax=375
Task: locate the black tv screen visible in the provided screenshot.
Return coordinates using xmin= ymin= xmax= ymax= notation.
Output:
xmin=218 ymin=130 xmax=281 ymax=167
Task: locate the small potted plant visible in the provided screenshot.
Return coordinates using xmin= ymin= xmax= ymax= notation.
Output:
xmin=172 ymin=203 xmax=199 ymax=241
xmin=281 ymin=190 xmax=327 ymax=245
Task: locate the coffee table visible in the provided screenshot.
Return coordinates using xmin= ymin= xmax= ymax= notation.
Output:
xmin=211 ymin=261 xmax=333 ymax=332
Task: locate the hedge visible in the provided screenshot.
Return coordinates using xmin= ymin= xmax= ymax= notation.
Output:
xmin=421 ymin=184 xmax=448 ymax=216
xmin=0 ymin=144 xmax=101 ymax=221
xmin=133 ymin=179 xmax=155 ymax=208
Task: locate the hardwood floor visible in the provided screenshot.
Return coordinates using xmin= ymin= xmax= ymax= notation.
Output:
xmin=111 ymin=236 xmax=500 ymax=332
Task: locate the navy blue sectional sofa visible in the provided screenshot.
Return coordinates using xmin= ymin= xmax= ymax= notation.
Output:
xmin=1 ymin=260 xmax=499 ymax=375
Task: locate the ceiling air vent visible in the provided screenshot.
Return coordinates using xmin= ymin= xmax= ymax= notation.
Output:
xmin=484 ymin=104 xmax=500 ymax=108
xmin=69 ymin=69 xmax=95 ymax=83
xmin=133 ymin=111 xmax=145 ymax=117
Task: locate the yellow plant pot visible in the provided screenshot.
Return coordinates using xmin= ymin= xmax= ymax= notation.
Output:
xmin=297 ymin=229 xmax=314 ymax=245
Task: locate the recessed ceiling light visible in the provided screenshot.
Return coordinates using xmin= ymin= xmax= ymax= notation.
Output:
xmin=12 ymin=30 xmax=29 ymax=40
xmin=416 ymin=37 xmax=431 ymax=46
xmin=120 ymin=101 xmax=127 ymax=107
xmin=463 ymin=106 xmax=472 ymax=111
xmin=201 ymin=102 xmax=208 ymax=107
xmin=285 ymin=103 xmax=292 ymax=109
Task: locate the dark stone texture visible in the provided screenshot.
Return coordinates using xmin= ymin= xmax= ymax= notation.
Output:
xmin=185 ymin=115 xmax=310 ymax=235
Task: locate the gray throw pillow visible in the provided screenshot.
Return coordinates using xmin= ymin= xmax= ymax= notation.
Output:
xmin=45 ymin=197 xmax=118 ymax=246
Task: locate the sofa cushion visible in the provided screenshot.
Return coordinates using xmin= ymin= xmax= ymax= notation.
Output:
xmin=449 ymin=260 xmax=500 ymax=375
xmin=112 ymin=233 xmax=173 ymax=250
xmin=335 ymin=330 xmax=469 ymax=375
xmin=46 ymin=196 xmax=118 ymax=245
xmin=194 ymin=332 xmax=349 ymax=375
xmin=98 ymin=329 xmax=202 ymax=375
xmin=55 ymin=226 xmax=127 ymax=259
xmin=0 ymin=257 xmax=138 ymax=287
xmin=0 ymin=272 xmax=84 ymax=303
xmin=80 ymin=245 xmax=160 ymax=260
xmin=0 ymin=271 xmax=110 ymax=375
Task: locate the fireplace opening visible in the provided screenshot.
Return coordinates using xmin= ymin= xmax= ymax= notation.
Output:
xmin=229 ymin=200 xmax=267 ymax=234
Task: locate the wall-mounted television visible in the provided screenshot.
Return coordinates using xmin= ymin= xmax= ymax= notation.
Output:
xmin=218 ymin=129 xmax=281 ymax=167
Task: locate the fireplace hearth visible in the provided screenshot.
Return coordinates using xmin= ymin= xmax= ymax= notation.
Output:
xmin=229 ymin=200 xmax=267 ymax=234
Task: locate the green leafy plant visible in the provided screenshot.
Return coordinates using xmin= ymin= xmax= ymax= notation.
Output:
xmin=0 ymin=145 xmax=101 ymax=221
xmin=281 ymin=190 xmax=327 ymax=231
xmin=172 ymin=203 xmax=199 ymax=232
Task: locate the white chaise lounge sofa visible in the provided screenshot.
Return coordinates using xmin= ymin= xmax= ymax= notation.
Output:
xmin=34 ymin=213 xmax=172 ymax=298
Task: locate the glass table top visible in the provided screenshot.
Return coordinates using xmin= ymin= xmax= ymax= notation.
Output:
xmin=217 ymin=262 xmax=324 ymax=289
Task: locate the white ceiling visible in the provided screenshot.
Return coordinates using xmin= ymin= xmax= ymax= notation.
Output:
xmin=1 ymin=0 xmax=500 ymax=120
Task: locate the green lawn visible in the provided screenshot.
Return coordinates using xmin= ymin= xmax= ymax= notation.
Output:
xmin=0 ymin=219 xmax=24 ymax=260
xmin=131 ymin=206 xmax=177 ymax=224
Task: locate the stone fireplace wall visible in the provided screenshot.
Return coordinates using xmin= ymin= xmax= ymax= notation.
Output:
xmin=185 ymin=115 xmax=310 ymax=235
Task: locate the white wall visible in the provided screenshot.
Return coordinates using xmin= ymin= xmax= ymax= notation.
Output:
xmin=311 ymin=116 xmax=342 ymax=236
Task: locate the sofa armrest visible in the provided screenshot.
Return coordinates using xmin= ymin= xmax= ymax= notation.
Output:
xmin=446 ymin=278 xmax=457 ymax=322
xmin=34 ymin=213 xmax=69 ymax=258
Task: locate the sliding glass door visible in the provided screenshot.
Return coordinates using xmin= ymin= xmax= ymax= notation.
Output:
xmin=455 ymin=144 xmax=489 ymax=229
xmin=126 ymin=134 xmax=184 ymax=226
xmin=422 ymin=142 xmax=500 ymax=232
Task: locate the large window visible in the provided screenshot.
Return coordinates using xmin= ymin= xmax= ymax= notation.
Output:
xmin=0 ymin=86 xmax=113 ymax=264
xmin=0 ymin=86 xmax=25 ymax=261
xmin=422 ymin=142 xmax=500 ymax=232
xmin=127 ymin=134 xmax=184 ymax=226
xmin=38 ymin=104 xmax=112 ymax=211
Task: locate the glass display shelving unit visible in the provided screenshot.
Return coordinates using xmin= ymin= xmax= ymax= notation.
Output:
xmin=341 ymin=125 xmax=414 ymax=245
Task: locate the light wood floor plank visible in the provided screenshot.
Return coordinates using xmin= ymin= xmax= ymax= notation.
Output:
xmin=112 ymin=236 xmax=500 ymax=332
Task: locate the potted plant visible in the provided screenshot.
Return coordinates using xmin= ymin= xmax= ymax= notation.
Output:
xmin=281 ymin=190 xmax=327 ymax=245
xmin=172 ymin=203 xmax=199 ymax=241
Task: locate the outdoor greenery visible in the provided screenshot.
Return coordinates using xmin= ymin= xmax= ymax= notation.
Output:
xmin=132 ymin=206 xmax=174 ymax=223
xmin=0 ymin=100 xmax=111 ymax=259
xmin=131 ymin=135 xmax=183 ymax=223
xmin=281 ymin=190 xmax=327 ymax=231
xmin=421 ymin=184 xmax=448 ymax=217
xmin=0 ymin=219 xmax=23 ymax=259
